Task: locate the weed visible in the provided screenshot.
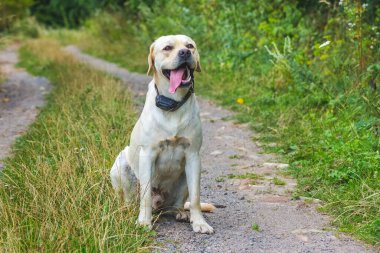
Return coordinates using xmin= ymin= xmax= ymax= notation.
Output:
xmin=215 ymin=176 xmax=225 ymax=183
xmin=303 ymin=198 xmax=314 ymax=204
xmin=227 ymin=173 xmax=263 ymax=180
xmin=273 ymin=177 xmax=286 ymax=186
xmin=228 ymin=154 xmax=241 ymax=159
xmin=251 ymin=223 xmax=261 ymax=232
xmin=0 ymin=67 xmax=4 ymax=83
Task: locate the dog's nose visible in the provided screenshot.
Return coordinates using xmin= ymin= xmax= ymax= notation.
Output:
xmin=178 ymin=48 xmax=191 ymax=59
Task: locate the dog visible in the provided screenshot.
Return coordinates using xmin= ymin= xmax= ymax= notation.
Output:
xmin=110 ymin=35 xmax=214 ymax=234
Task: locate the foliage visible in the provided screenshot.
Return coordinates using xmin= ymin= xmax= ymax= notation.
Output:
xmin=227 ymin=173 xmax=263 ymax=180
xmin=272 ymin=177 xmax=286 ymax=186
xmin=251 ymin=223 xmax=261 ymax=232
xmin=1 ymin=0 xmax=125 ymax=30
xmin=0 ymin=39 xmax=153 ymax=251
xmin=0 ymin=0 xmax=34 ymax=31
xmin=9 ymin=17 xmax=41 ymax=38
xmin=30 ymin=0 xmax=110 ymax=28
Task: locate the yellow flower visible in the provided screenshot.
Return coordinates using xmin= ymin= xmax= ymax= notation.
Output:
xmin=236 ymin=98 xmax=244 ymax=104
xmin=320 ymin=54 xmax=329 ymax=60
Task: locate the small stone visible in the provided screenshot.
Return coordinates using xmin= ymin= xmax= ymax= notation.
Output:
xmin=238 ymin=185 xmax=250 ymax=190
xmin=217 ymin=126 xmax=226 ymax=132
xmin=296 ymin=234 xmax=309 ymax=242
xmin=263 ymin=162 xmax=289 ymax=169
xmin=238 ymin=147 xmax=249 ymax=152
xmin=291 ymin=228 xmax=324 ymax=234
xmin=200 ymin=112 xmax=211 ymax=117
xmin=210 ymin=150 xmax=223 ymax=156
xmin=239 ymin=179 xmax=253 ymax=186
xmin=299 ymin=196 xmax=322 ymax=204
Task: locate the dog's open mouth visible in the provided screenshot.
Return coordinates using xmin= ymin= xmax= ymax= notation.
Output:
xmin=163 ymin=63 xmax=193 ymax=94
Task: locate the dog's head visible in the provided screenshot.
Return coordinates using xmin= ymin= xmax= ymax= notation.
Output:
xmin=147 ymin=35 xmax=201 ymax=94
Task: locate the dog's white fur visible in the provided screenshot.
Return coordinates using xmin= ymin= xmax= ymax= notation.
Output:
xmin=110 ymin=35 xmax=214 ymax=234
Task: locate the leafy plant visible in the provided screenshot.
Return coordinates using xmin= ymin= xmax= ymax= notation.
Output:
xmin=0 ymin=0 xmax=34 ymax=31
xmin=272 ymin=177 xmax=286 ymax=186
xmin=227 ymin=173 xmax=263 ymax=180
xmin=251 ymin=223 xmax=261 ymax=232
xmin=30 ymin=0 xmax=123 ymax=28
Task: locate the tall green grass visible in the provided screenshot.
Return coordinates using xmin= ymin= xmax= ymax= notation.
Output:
xmin=0 ymin=39 xmax=153 ymax=252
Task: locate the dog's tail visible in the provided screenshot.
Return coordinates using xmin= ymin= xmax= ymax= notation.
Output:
xmin=184 ymin=202 xmax=216 ymax=213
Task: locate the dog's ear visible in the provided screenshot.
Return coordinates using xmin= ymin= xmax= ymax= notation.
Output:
xmin=196 ymin=61 xmax=202 ymax=72
xmin=194 ymin=49 xmax=202 ymax=72
xmin=147 ymin=42 xmax=155 ymax=75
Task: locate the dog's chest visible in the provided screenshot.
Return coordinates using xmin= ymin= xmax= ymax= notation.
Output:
xmin=155 ymin=136 xmax=190 ymax=174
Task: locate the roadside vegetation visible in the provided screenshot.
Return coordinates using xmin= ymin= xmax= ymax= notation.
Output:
xmin=1 ymin=0 xmax=379 ymax=247
xmin=46 ymin=2 xmax=380 ymax=245
xmin=0 ymin=39 xmax=152 ymax=252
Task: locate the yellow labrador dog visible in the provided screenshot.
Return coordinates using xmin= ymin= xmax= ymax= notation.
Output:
xmin=110 ymin=35 xmax=214 ymax=234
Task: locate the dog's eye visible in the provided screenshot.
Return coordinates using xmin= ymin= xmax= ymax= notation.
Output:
xmin=163 ymin=45 xmax=173 ymax=51
xmin=186 ymin=44 xmax=194 ymax=49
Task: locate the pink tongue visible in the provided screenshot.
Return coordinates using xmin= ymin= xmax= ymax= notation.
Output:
xmin=169 ymin=68 xmax=186 ymax=94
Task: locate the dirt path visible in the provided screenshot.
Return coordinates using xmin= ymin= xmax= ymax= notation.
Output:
xmin=64 ymin=45 xmax=375 ymax=253
xmin=0 ymin=45 xmax=50 ymax=170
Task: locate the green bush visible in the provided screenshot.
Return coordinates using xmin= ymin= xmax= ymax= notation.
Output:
xmin=9 ymin=17 xmax=40 ymax=38
xmin=0 ymin=0 xmax=34 ymax=31
xmin=30 ymin=0 xmax=124 ymax=28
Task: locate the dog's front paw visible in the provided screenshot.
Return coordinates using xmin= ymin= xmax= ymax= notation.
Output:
xmin=136 ymin=219 xmax=152 ymax=229
xmin=192 ymin=221 xmax=214 ymax=234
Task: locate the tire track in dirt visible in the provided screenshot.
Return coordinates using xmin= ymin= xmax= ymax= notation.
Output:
xmin=64 ymin=45 xmax=376 ymax=253
xmin=0 ymin=45 xmax=50 ymax=170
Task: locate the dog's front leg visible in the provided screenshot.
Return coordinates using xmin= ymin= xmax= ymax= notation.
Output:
xmin=137 ymin=148 xmax=155 ymax=228
xmin=185 ymin=152 xmax=214 ymax=234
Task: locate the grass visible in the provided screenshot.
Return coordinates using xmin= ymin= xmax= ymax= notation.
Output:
xmin=0 ymin=34 xmax=13 ymax=83
xmin=228 ymin=154 xmax=241 ymax=159
xmin=0 ymin=34 xmax=13 ymax=51
xmin=0 ymin=39 xmax=153 ymax=252
xmin=42 ymin=17 xmax=379 ymax=246
xmin=214 ymin=173 xmax=262 ymax=183
xmin=45 ymin=27 xmax=146 ymax=73
xmin=0 ymin=67 xmax=4 ymax=84
xmin=227 ymin=173 xmax=263 ymax=180
xmin=215 ymin=176 xmax=225 ymax=183
xmin=251 ymin=223 xmax=261 ymax=232
xmin=272 ymin=177 xmax=286 ymax=186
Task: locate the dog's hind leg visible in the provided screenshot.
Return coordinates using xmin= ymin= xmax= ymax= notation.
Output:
xmin=110 ymin=146 xmax=137 ymax=204
xmin=170 ymin=172 xmax=191 ymax=222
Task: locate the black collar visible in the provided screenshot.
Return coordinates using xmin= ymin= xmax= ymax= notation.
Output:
xmin=155 ymin=84 xmax=194 ymax=112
